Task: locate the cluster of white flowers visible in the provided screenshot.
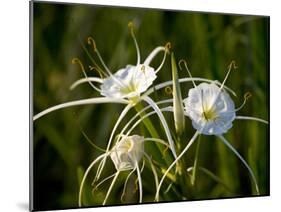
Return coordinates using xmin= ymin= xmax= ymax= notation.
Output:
xmin=33 ymin=23 xmax=268 ymax=206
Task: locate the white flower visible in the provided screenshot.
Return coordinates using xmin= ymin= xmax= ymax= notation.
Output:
xmin=101 ymin=64 xmax=156 ymax=99
xmin=183 ymin=82 xmax=236 ymax=135
xmin=110 ymin=135 xmax=144 ymax=171
xmin=155 ymin=61 xmax=268 ymax=201
xmin=78 ymin=134 xmax=170 ymax=206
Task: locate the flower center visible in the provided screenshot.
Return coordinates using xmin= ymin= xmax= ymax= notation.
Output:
xmin=124 ymin=139 xmax=133 ymax=152
xmin=202 ymin=107 xmax=217 ymax=121
xmin=120 ymin=82 xmax=137 ymax=94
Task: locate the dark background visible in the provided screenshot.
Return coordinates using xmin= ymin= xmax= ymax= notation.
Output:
xmin=32 ymin=1 xmax=269 ymax=210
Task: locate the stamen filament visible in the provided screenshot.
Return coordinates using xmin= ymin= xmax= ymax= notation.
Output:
xmin=87 ymin=37 xmax=126 ymax=88
xmin=128 ymin=22 xmax=141 ymax=66
xmin=178 ymin=59 xmax=197 ymax=88
xmin=144 ymin=77 xmax=237 ymax=97
xmin=155 ymin=42 xmax=171 ymax=74
xmin=72 ymin=58 xmax=101 ymax=92
xmin=219 ymin=60 xmax=237 ymax=91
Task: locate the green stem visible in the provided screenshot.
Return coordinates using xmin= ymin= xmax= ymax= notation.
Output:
xmin=191 ymin=135 xmax=201 ymax=186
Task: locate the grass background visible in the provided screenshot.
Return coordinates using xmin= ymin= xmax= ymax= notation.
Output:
xmin=32 ymin=1 xmax=269 ymax=210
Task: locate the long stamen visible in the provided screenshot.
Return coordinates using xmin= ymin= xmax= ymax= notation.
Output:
xmin=209 ymin=60 xmax=238 ymax=110
xmin=155 ymin=131 xmax=200 ymax=201
xmin=89 ymin=65 xmax=108 ymax=78
xmin=219 ymin=60 xmax=238 ymax=91
xmin=87 ymin=37 xmax=125 ymax=87
xmin=218 ymin=92 xmax=252 ymax=116
xmin=218 ymin=135 xmax=260 ymax=195
xmin=144 ymin=77 xmax=237 ymax=97
xmin=178 ymin=59 xmax=197 ymax=88
xmin=79 ymin=153 xmax=108 ymax=207
xmin=235 ymin=92 xmax=251 ymax=111
xmin=72 ymin=58 xmax=101 ymax=92
xmin=103 ymin=171 xmax=120 ymax=205
xmin=155 ymin=42 xmax=171 ymax=74
xmin=128 ymin=22 xmax=141 ymax=66
xmin=33 ymin=97 xmax=129 ymax=121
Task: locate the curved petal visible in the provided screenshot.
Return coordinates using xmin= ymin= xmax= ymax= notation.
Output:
xmin=79 ymin=153 xmax=108 ymax=207
xmin=142 ymin=96 xmax=177 ymax=158
xmin=235 ymin=116 xmax=268 ymax=124
xmin=33 ymin=97 xmax=129 ymax=121
xmin=70 ymin=77 xmax=103 ymax=90
xmin=144 ymin=46 xmax=165 ymax=66
xmin=217 ymin=135 xmax=260 ymax=195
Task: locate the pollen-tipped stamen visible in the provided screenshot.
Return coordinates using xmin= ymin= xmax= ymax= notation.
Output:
xmin=72 ymin=58 xmax=101 ymax=92
xmin=87 ymin=37 xmax=126 ymax=88
xmin=89 ymin=65 xmax=108 ymax=78
xmin=178 ymin=59 xmax=197 ymax=88
xmin=155 ymin=42 xmax=171 ymax=74
xmin=128 ymin=22 xmax=141 ymax=66
xmin=219 ymin=60 xmax=238 ymax=91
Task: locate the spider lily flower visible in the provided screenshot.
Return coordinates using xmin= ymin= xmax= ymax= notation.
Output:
xmin=78 ymin=134 xmax=170 ymax=206
xmin=33 ymin=22 xmax=177 ymax=162
xmin=155 ymin=60 xmax=268 ymax=201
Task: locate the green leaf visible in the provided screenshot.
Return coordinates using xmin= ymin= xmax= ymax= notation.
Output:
xmin=171 ymin=52 xmax=185 ymax=136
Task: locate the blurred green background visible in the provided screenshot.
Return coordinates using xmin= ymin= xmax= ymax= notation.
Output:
xmin=32 ymin=1 xmax=269 ymax=211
